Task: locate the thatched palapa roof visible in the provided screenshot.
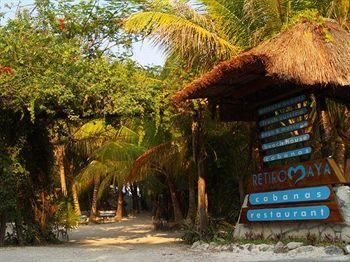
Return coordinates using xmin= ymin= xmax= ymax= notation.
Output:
xmin=172 ymin=20 xmax=350 ymax=121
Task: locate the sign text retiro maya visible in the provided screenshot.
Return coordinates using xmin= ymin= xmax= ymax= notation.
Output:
xmin=251 ymin=160 xmax=331 ymax=187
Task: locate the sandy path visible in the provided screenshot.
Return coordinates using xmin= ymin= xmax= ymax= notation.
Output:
xmin=0 ymin=214 xmax=349 ymax=261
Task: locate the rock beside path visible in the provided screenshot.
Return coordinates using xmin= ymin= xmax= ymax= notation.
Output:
xmin=323 ymin=245 xmax=344 ymax=255
xmin=274 ymin=241 xmax=288 ymax=253
xmin=290 ymin=245 xmax=315 ymax=253
xmin=343 ymin=244 xmax=350 ymax=254
xmin=191 ymin=241 xmax=348 ymax=258
xmin=286 ymin=242 xmax=303 ymax=250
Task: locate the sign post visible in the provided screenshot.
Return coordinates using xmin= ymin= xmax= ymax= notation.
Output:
xmin=241 ymin=94 xmax=347 ymax=224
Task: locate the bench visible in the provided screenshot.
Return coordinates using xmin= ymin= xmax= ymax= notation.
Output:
xmin=98 ymin=210 xmax=116 ymax=221
xmin=78 ymin=215 xmax=89 ymax=224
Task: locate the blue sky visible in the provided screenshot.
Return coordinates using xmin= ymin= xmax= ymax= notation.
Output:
xmin=0 ymin=0 xmax=166 ymax=66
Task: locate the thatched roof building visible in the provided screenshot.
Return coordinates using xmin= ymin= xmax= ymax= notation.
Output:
xmin=172 ymin=19 xmax=350 ymax=121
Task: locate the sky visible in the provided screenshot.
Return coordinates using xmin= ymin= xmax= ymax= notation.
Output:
xmin=0 ymin=0 xmax=166 ymax=67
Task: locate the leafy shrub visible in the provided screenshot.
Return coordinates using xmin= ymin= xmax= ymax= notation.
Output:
xmin=54 ymin=200 xmax=80 ymax=231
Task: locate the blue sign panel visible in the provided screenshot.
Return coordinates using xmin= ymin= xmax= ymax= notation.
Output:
xmin=259 ymin=108 xmax=308 ymax=127
xmin=247 ymin=205 xmax=330 ymax=221
xmin=263 ymin=147 xmax=312 ymax=162
xmin=249 ymin=186 xmax=331 ymax=205
xmin=258 ymin=95 xmax=307 ymax=115
xmin=262 ymin=134 xmax=310 ymax=150
xmin=260 ymin=120 xmax=308 ymax=139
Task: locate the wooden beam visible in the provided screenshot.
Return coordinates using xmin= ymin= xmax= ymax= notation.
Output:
xmin=247 ymin=87 xmax=313 ymax=112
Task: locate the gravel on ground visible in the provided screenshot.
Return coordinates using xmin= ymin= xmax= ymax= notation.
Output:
xmin=1 ymin=214 xmax=349 ymax=262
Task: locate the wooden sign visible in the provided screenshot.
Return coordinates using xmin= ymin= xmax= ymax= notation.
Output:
xmin=248 ymin=186 xmax=332 ymax=206
xmin=258 ymin=95 xmax=307 ymax=115
xmin=262 ymin=134 xmax=310 ymax=150
xmin=246 ymin=158 xmax=349 ymax=193
xmin=241 ymin=94 xmax=345 ymax=225
xmin=260 ymin=120 xmax=309 ymax=139
xmin=259 ymin=107 xmax=308 ymax=127
xmin=240 ymin=201 xmax=343 ymax=223
xmin=263 ymin=146 xmax=312 ymax=162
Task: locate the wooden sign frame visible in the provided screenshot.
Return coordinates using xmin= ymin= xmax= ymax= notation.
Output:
xmin=240 ymin=201 xmax=343 ymax=223
xmin=246 ymin=158 xmax=349 ymax=193
xmin=241 ymin=94 xmax=347 ymax=224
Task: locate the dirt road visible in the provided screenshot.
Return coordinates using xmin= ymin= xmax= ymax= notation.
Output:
xmin=0 ymin=214 xmax=349 ymax=261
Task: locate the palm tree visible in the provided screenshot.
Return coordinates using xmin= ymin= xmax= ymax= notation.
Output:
xmin=78 ymin=160 xmax=107 ymax=222
xmin=66 ymin=119 xmax=117 ymax=216
xmin=76 ymin=124 xmax=145 ymax=222
xmin=124 ymin=0 xmax=244 ymax=71
xmin=96 ymin=140 xmax=144 ymax=221
xmin=125 ymin=0 xmax=349 ymax=71
xmin=129 ymin=139 xmax=188 ymax=223
xmin=125 ymin=0 xmax=349 ymax=237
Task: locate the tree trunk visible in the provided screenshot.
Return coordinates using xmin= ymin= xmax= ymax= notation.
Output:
xmin=238 ymin=178 xmax=245 ymax=205
xmin=334 ymin=137 xmax=346 ymax=172
xmin=187 ymin=174 xmax=196 ymax=221
xmin=15 ymin=218 xmax=24 ymax=246
xmin=115 ymin=187 xmax=123 ymax=221
xmin=0 ymin=213 xmax=6 ymax=246
xmin=131 ymin=184 xmax=140 ymax=214
xmin=315 ymin=96 xmax=332 ymax=158
xmin=54 ymin=144 xmax=68 ymax=197
xmin=192 ymin=106 xmax=208 ymax=237
xmin=166 ymin=176 xmax=183 ymax=223
xmin=153 ymin=194 xmax=161 ymax=220
xmin=71 ymin=182 xmax=81 ymax=216
xmin=90 ymin=175 xmax=100 ymax=222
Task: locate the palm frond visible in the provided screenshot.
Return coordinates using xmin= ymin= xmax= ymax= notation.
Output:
xmin=96 ymin=141 xmax=145 ymax=163
xmin=76 ymin=160 xmax=107 ymax=192
xmin=97 ymin=172 xmax=116 ymax=200
xmin=128 ymin=138 xmax=187 ymax=182
xmin=124 ymin=9 xmax=240 ymax=69
xmin=199 ymin=0 xmax=249 ymax=45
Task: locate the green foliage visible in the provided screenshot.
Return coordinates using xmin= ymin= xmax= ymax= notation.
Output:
xmin=54 ymin=200 xmax=79 ymax=230
xmin=0 ymin=6 xmax=165 ymax=120
xmin=182 ymin=217 xmax=235 ymax=244
xmin=125 ymin=0 xmax=349 ymax=72
xmin=0 ymin=0 xmax=166 ymax=245
xmin=124 ymin=0 xmax=240 ymax=70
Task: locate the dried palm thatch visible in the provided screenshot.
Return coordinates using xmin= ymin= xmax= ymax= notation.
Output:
xmin=172 ymin=19 xmax=350 ymax=120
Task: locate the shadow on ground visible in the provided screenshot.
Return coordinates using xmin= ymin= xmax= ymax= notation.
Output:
xmin=68 ymin=213 xmax=183 ymax=248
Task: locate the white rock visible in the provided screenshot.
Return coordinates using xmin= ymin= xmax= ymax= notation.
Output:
xmin=228 ymin=244 xmax=236 ymax=252
xmin=323 ymin=245 xmax=344 ymax=255
xmin=191 ymin=241 xmax=201 ymax=249
xmin=334 ymin=186 xmax=350 ymax=223
xmin=286 ymin=242 xmax=304 ymax=250
xmin=208 ymin=242 xmax=219 ymax=250
xmin=343 ymin=245 xmax=350 ymax=254
xmin=219 ymin=245 xmax=230 ymax=251
xmin=291 ymin=245 xmax=315 ymax=253
xmin=198 ymin=243 xmax=209 ymax=250
xmin=257 ymin=244 xmax=273 ymax=252
xmin=274 ymin=241 xmax=288 ymax=253
xmin=236 ymin=244 xmax=244 ymax=250
xmin=243 ymin=243 xmax=254 ymax=251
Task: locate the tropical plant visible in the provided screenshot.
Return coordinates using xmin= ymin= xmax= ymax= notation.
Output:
xmin=125 ymin=0 xmax=350 ymax=71
xmin=76 ymin=123 xmax=145 ymax=221
xmin=328 ymin=101 xmax=350 ymax=171
xmin=129 ymin=138 xmax=188 ymax=222
xmin=124 ymin=0 xmax=242 ymax=70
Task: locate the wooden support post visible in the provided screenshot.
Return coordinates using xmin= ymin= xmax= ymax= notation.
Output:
xmin=345 ymin=159 xmax=350 ymax=180
xmin=192 ymin=104 xmax=208 ymax=238
xmin=315 ymin=96 xmax=332 ymax=158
